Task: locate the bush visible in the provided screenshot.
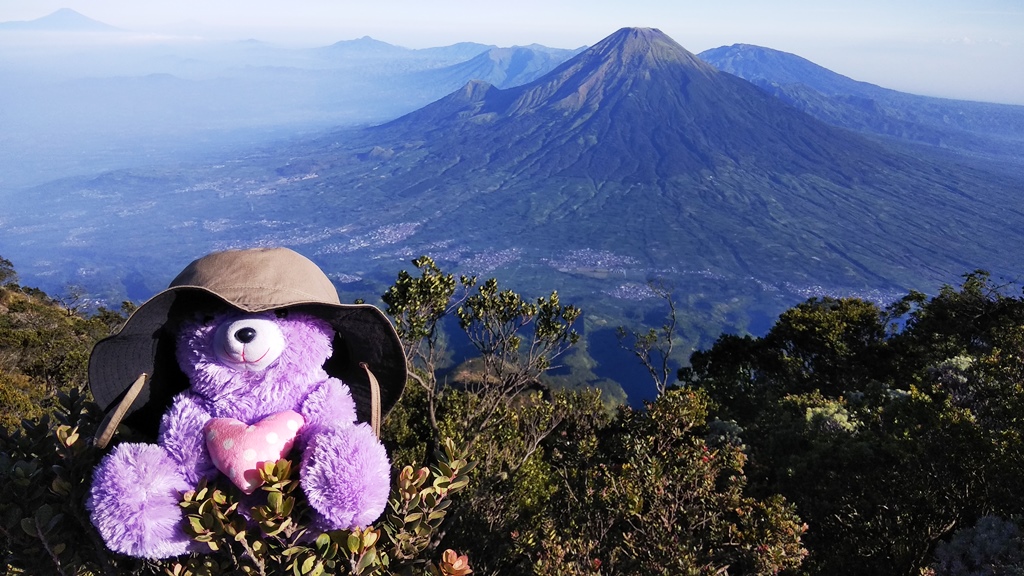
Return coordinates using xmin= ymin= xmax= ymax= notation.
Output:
xmin=932 ymin=516 xmax=1024 ymax=576
xmin=0 ymin=387 xmax=476 ymax=575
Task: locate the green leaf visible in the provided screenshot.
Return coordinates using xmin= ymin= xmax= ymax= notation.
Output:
xmin=188 ymin=517 xmax=206 ymax=534
xmin=437 ymin=461 xmax=454 ymax=477
xmin=268 ymin=491 xmax=283 ymax=512
xmin=281 ymin=496 xmax=295 ymax=517
xmin=355 ymin=547 xmax=378 ymax=574
xmin=347 ymin=531 xmax=361 ymax=554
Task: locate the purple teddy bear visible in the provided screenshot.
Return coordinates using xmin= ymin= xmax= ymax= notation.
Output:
xmin=85 ymin=247 xmax=405 ymax=559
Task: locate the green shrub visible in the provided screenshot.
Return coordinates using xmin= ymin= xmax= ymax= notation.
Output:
xmin=932 ymin=516 xmax=1024 ymax=576
xmin=0 ymin=388 xmax=476 ymax=576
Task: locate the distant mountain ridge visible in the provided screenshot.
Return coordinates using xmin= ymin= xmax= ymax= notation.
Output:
xmin=699 ymin=44 xmax=875 ymax=95
xmin=419 ymin=45 xmax=586 ymax=91
xmin=370 ymin=27 xmax=895 ymax=182
xmin=263 ymin=27 xmax=1022 ymax=291
xmin=320 ymin=36 xmax=412 ymax=56
xmin=3 ymin=27 xmax=1024 ymax=335
xmin=699 ymin=43 xmax=1024 ymax=163
xmin=314 ymin=37 xmax=495 ymax=64
xmin=0 ymin=8 xmax=121 ymax=32
xmin=0 ymin=26 xmax=575 ymax=190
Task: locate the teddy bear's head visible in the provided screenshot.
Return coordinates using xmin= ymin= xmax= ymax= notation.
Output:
xmin=89 ymin=247 xmax=407 ymax=440
xmin=175 ymin=309 xmax=335 ymax=420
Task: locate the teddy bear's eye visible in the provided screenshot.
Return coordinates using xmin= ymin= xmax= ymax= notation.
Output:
xmin=275 ymin=309 xmax=289 ymax=319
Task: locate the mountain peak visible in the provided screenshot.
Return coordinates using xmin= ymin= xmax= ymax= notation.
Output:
xmin=605 ymin=26 xmax=665 ymax=44
xmin=0 ymin=8 xmax=120 ymax=32
xmin=380 ymin=27 xmax=892 ymax=184
xmin=587 ymin=27 xmax=714 ymax=72
xmin=483 ymin=25 xmax=717 ymax=117
xmin=603 ymin=27 xmax=674 ymax=49
xmin=698 ymin=43 xmax=877 ymax=96
xmin=321 ymin=36 xmax=406 ymax=55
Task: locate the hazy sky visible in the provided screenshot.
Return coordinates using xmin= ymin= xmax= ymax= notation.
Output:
xmin=1 ymin=0 xmax=1022 ymax=104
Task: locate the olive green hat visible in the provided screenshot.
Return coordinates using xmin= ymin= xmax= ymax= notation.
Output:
xmin=88 ymin=247 xmax=406 ymax=440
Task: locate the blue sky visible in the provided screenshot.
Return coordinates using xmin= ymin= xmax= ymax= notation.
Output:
xmin=1 ymin=0 xmax=1022 ymax=104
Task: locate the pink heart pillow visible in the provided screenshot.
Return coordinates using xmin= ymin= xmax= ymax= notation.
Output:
xmin=204 ymin=410 xmax=305 ymax=494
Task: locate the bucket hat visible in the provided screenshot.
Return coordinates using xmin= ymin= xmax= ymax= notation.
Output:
xmin=88 ymin=247 xmax=406 ymax=442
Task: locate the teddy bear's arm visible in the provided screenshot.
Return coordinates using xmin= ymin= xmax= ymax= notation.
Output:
xmin=300 ymin=377 xmax=358 ymax=433
xmin=158 ymin=392 xmax=217 ymax=485
xmin=301 ymin=422 xmax=390 ymax=529
xmin=298 ymin=377 xmax=390 ymax=529
xmin=88 ymin=442 xmax=193 ymax=558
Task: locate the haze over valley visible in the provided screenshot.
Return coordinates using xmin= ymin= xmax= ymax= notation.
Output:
xmin=3 ymin=10 xmax=1024 ymax=402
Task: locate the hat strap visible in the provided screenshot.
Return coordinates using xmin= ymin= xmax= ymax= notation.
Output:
xmin=93 ymin=373 xmax=148 ymax=449
xmin=360 ymin=362 xmax=382 ymax=438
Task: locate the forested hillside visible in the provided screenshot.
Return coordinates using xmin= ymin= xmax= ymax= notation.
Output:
xmin=2 ymin=255 xmax=1023 ymax=574
xmin=0 ymin=257 xmax=130 ymax=430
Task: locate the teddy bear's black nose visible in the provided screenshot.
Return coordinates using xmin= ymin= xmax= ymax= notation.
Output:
xmin=234 ymin=327 xmax=257 ymax=344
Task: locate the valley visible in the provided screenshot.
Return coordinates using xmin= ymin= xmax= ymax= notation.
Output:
xmin=2 ymin=24 xmax=1024 ymax=404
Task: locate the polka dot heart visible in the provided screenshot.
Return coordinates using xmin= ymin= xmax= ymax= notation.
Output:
xmin=203 ymin=410 xmax=305 ymax=494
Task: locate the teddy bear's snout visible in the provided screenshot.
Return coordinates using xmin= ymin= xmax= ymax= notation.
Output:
xmin=214 ymin=316 xmax=286 ymax=372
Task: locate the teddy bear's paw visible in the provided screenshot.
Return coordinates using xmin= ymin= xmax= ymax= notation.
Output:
xmin=88 ymin=442 xmax=193 ymax=559
xmin=301 ymin=423 xmax=391 ymax=529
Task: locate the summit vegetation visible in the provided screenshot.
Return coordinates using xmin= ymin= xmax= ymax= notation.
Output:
xmin=2 ymin=254 xmax=1024 ymax=575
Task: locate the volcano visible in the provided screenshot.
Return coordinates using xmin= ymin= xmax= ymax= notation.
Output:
xmin=6 ymin=28 xmax=1023 ymax=305
xmin=296 ymin=27 xmax=1020 ymax=289
xmin=369 ymin=28 xmax=899 ymax=182
xmin=0 ymin=8 xmax=121 ymax=32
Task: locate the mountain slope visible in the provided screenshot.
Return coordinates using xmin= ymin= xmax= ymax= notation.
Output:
xmin=699 ymin=44 xmax=1024 ymax=162
xmin=4 ymin=28 xmax=1024 ymax=315
xmin=371 ymin=28 xmax=899 ymax=183
xmin=299 ymin=28 xmax=1022 ymax=288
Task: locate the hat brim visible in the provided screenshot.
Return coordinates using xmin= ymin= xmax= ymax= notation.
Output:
xmin=89 ymin=287 xmax=406 ymax=436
